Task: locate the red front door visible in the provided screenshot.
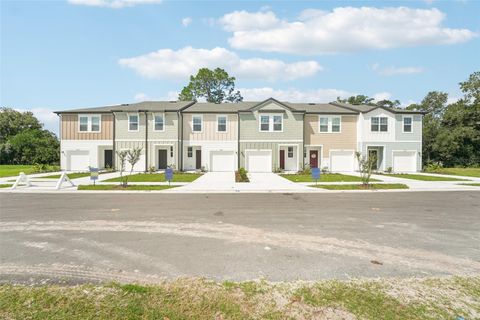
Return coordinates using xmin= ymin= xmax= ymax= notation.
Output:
xmin=310 ymin=150 xmax=318 ymax=168
xmin=280 ymin=150 xmax=285 ymax=170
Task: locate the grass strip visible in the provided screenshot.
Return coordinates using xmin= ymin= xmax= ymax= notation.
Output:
xmin=281 ymin=173 xmax=380 ymax=183
xmin=77 ymin=184 xmax=177 ymax=191
xmin=425 ymin=167 xmax=480 ymax=178
xmin=312 ymin=183 xmax=409 ymax=190
xmin=381 ymin=173 xmax=468 ymax=181
xmin=104 ymin=172 xmax=202 ymax=183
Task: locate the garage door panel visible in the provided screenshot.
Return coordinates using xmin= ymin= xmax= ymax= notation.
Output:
xmin=330 ymin=151 xmax=355 ymax=172
xmin=246 ymin=151 xmax=272 ymax=172
xmin=211 ymin=151 xmax=235 ymax=172
xmin=393 ymin=151 xmax=416 ymax=173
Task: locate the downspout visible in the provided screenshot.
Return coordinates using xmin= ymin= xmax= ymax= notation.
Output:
xmin=237 ymin=112 xmax=240 ymax=170
xmin=178 ymin=110 xmax=183 ymax=171
xmin=112 ymin=112 xmax=116 ymax=170
xmin=302 ymin=113 xmax=305 ymax=171
xmin=144 ymin=111 xmax=148 ymax=172
xmin=58 ymin=114 xmax=62 ymax=169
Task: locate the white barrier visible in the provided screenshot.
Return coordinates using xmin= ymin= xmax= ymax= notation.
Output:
xmin=55 ymin=172 xmax=75 ymax=190
xmin=11 ymin=172 xmax=31 ymax=189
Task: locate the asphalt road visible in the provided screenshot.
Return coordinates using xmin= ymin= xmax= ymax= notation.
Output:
xmin=1 ymin=191 xmax=479 ymax=284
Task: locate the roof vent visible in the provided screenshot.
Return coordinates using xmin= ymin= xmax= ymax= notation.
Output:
xmin=169 ymin=101 xmax=177 ymax=103
xmin=308 ymin=103 xmax=316 ymax=105
xmin=121 ymin=103 xmax=129 ymax=106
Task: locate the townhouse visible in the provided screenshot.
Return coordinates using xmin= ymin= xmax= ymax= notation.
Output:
xmin=55 ymin=98 xmax=424 ymax=173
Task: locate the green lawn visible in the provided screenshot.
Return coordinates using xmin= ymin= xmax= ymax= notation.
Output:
xmin=280 ymin=173 xmax=380 ymax=183
xmin=425 ymin=167 xmax=480 ymax=178
xmin=0 ymin=165 xmax=59 ymax=178
xmin=0 ymin=184 xmax=12 ymax=188
xmin=312 ymin=183 xmax=409 ymax=190
xmin=77 ymin=184 xmax=177 ymax=191
xmin=382 ymin=173 xmax=468 ymax=181
xmin=0 ymin=277 xmax=478 ymax=319
xmin=41 ymin=172 xmax=91 ymax=179
xmin=104 ymin=172 xmax=202 ymax=183
xmin=460 ymin=183 xmax=480 ymax=187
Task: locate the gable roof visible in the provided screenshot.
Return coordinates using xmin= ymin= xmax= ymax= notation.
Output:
xmin=181 ymin=102 xmax=257 ymax=113
xmin=287 ymin=103 xmax=358 ymax=114
xmin=247 ymin=98 xmax=296 ymax=112
xmin=54 ymin=101 xmax=194 ymax=114
xmin=331 ymin=102 xmax=425 ymax=115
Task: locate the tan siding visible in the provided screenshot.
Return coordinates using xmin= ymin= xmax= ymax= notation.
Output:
xmin=183 ymin=114 xmax=238 ymax=141
xmin=305 ymin=115 xmax=357 ymax=155
xmin=61 ymin=114 xmax=113 ymax=140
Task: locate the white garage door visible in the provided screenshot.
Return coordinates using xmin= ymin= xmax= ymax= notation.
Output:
xmin=246 ymin=150 xmax=272 ymax=172
xmin=210 ymin=151 xmax=235 ymax=172
xmin=67 ymin=150 xmax=90 ymax=171
xmin=393 ymin=151 xmax=417 ymax=173
xmin=330 ymin=151 xmax=355 ymax=172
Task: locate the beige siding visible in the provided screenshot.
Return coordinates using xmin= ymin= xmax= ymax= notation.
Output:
xmin=183 ymin=114 xmax=238 ymax=141
xmin=305 ymin=115 xmax=357 ymax=155
xmin=61 ymin=114 xmax=113 ymax=140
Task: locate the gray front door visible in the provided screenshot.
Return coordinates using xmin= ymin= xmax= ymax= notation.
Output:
xmin=158 ymin=149 xmax=168 ymax=169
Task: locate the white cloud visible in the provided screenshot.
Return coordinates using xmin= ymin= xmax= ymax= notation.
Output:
xmin=134 ymin=92 xmax=149 ymax=101
xmin=372 ymin=92 xmax=392 ymax=101
xmin=219 ymin=7 xmax=476 ymax=54
xmin=182 ymin=17 xmax=192 ymax=27
xmin=239 ymin=87 xmax=355 ymax=102
xmin=133 ymin=91 xmax=178 ymax=101
xmin=119 ymin=47 xmax=322 ymax=81
xmin=68 ymin=0 xmax=161 ymax=9
xmin=372 ymin=63 xmax=424 ymax=76
xmin=15 ymin=108 xmax=58 ymax=134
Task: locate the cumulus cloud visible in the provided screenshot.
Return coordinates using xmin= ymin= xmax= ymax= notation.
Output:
xmin=372 ymin=92 xmax=392 ymax=101
xmin=239 ymin=87 xmax=355 ymax=102
xmin=182 ymin=17 xmax=192 ymax=27
xmin=68 ymin=0 xmax=161 ymax=9
xmin=372 ymin=63 xmax=424 ymax=76
xmin=133 ymin=91 xmax=178 ymax=101
xmin=219 ymin=7 xmax=476 ymax=54
xmin=119 ymin=47 xmax=322 ymax=81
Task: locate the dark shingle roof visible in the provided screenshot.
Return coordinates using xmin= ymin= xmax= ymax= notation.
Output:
xmin=54 ymin=101 xmax=194 ymax=114
xmin=182 ymin=102 xmax=258 ymax=113
xmin=331 ymin=102 xmax=425 ymax=114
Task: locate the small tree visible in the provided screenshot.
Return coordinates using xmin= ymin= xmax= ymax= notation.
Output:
xmin=355 ymin=151 xmax=377 ymax=186
xmin=116 ymin=150 xmax=128 ymax=187
xmin=124 ymin=147 xmax=142 ymax=187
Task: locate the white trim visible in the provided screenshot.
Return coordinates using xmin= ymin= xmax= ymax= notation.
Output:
xmin=258 ymin=114 xmax=283 ymax=132
xmin=402 ymin=115 xmax=413 ymax=134
xmin=77 ymin=114 xmax=102 ymax=133
xmin=216 ymin=114 xmax=228 ymax=133
xmin=152 ymin=112 xmax=165 ymax=132
xmin=240 ymin=139 xmax=302 ymax=143
xmin=278 ymin=143 xmax=300 ymax=172
xmin=392 ymin=149 xmax=418 ymax=173
xmin=192 ymin=114 xmax=203 ymax=133
xmin=318 ymin=115 xmax=341 ymax=133
xmin=329 ymin=149 xmax=356 ymax=172
xmin=365 ymin=144 xmax=387 ymax=171
xmin=115 ymin=139 xmax=178 ymax=142
xmin=370 ymin=116 xmax=389 ymax=133
xmin=245 ymin=149 xmax=273 ymax=172
xmin=305 ymin=145 xmax=323 ymax=169
xmin=128 ymin=113 xmax=140 ymax=132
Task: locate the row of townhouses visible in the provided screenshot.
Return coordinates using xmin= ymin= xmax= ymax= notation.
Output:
xmin=55 ymin=98 xmax=424 ymax=173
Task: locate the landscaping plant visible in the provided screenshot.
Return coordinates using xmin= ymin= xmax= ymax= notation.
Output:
xmin=124 ymin=147 xmax=142 ymax=187
xmin=355 ymin=151 xmax=377 ymax=186
xmin=116 ymin=150 xmax=128 ymax=187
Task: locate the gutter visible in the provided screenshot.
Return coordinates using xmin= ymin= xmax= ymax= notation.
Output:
xmin=142 ymin=110 xmax=148 ymax=173
xmin=112 ymin=112 xmax=116 ymax=170
xmin=237 ymin=112 xmax=240 ymax=170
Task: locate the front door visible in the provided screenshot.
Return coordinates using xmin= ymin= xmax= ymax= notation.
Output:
xmin=279 ymin=150 xmax=285 ymax=170
xmin=309 ymin=150 xmax=318 ymax=168
xmin=195 ymin=150 xmax=202 ymax=169
xmin=158 ymin=149 xmax=168 ymax=169
xmin=368 ymin=149 xmax=378 ymax=170
xmin=104 ymin=150 xmax=113 ymax=168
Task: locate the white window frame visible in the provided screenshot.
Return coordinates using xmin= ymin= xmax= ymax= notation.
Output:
xmin=78 ymin=114 xmax=101 ymax=133
xmin=371 ymin=116 xmax=388 ymax=132
xmin=192 ymin=115 xmax=203 ymax=133
xmin=153 ymin=113 xmax=165 ymax=132
xmin=216 ymin=115 xmax=228 ymax=133
xmin=128 ymin=113 xmax=140 ymax=132
xmin=187 ymin=146 xmax=193 ymax=158
xmin=402 ymin=116 xmax=413 ymax=133
xmin=287 ymin=146 xmax=294 ymax=158
xmin=259 ymin=114 xmax=283 ymax=132
xmin=318 ymin=116 xmax=341 ymax=133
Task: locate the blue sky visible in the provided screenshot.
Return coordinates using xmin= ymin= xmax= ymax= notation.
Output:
xmin=1 ymin=0 xmax=479 ymax=134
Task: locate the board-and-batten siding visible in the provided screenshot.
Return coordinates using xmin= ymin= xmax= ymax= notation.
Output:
xmin=183 ymin=114 xmax=238 ymax=141
xmin=61 ymin=114 xmax=113 ymax=140
xmin=305 ymin=115 xmax=357 ymax=155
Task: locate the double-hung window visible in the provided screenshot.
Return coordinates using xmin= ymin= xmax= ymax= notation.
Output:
xmin=217 ymin=115 xmax=227 ymax=132
xmin=371 ymin=117 xmax=388 ymax=132
xmin=403 ymin=116 xmax=412 ymax=133
xmin=170 ymin=146 xmax=174 ymax=157
xmin=187 ymin=147 xmax=193 ymax=157
xmin=319 ymin=117 xmax=329 ymax=132
xmin=78 ymin=115 xmax=100 ymax=132
xmin=259 ymin=115 xmax=283 ymax=132
xmin=331 ymin=117 xmax=341 ymax=132
xmin=192 ymin=116 xmax=202 ymax=132
xmin=319 ymin=116 xmax=341 ymax=133
xmin=154 ymin=114 xmax=164 ymax=131
xmin=129 ymin=114 xmax=139 ymax=131
xmin=287 ymin=146 xmax=294 ymax=158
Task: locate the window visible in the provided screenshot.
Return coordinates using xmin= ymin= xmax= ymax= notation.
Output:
xmin=170 ymin=146 xmax=174 ymax=157
xmin=192 ymin=116 xmax=202 ymax=132
xmin=217 ymin=115 xmax=227 ymax=132
xmin=403 ymin=117 xmax=412 ymax=133
xmin=371 ymin=117 xmax=388 ymax=132
xmin=79 ymin=116 xmax=89 ymax=132
xmin=154 ymin=114 xmax=164 ymax=131
xmin=319 ymin=117 xmax=329 ymax=132
xmin=79 ymin=115 xmax=100 ymax=132
xmin=260 ymin=115 xmax=270 ymax=131
xmin=319 ymin=116 xmax=340 ymax=133
xmin=273 ymin=115 xmax=282 ymax=131
xmin=187 ymin=147 xmax=193 ymax=157
xmin=129 ymin=114 xmax=139 ymax=131
xmin=331 ymin=117 xmax=341 ymax=132
xmin=288 ymin=146 xmax=294 ymax=158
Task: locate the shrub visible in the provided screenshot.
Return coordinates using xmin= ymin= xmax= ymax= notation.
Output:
xmin=386 ymin=166 xmax=393 ymax=174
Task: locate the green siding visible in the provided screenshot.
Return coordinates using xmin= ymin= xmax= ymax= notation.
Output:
xmin=239 ymin=141 xmax=302 ymax=170
xmin=239 ymin=110 xmax=304 ymax=141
